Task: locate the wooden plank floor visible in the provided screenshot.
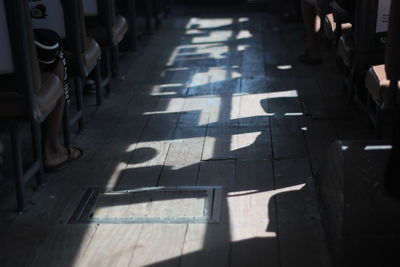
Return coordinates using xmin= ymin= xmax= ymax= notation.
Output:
xmin=0 ymin=6 xmax=374 ymax=267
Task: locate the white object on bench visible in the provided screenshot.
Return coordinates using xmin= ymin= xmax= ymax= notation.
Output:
xmin=29 ymin=0 xmax=66 ymax=38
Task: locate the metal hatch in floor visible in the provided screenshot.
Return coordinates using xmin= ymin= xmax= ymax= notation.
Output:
xmin=69 ymin=186 xmax=223 ymax=224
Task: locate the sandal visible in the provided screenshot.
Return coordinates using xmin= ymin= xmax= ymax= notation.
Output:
xmin=44 ymin=147 xmax=83 ymax=173
xmin=298 ymin=51 xmax=322 ymax=65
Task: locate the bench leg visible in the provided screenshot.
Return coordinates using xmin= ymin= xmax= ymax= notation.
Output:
xmin=111 ymin=44 xmax=120 ymax=78
xmin=10 ymin=123 xmax=25 ymax=211
xmin=127 ymin=0 xmax=138 ymax=51
xmin=74 ymin=77 xmax=85 ymax=131
xmin=31 ymin=122 xmax=44 ymax=186
xmin=95 ymin=59 xmax=103 ymax=106
xmin=62 ymin=102 xmax=71 ymax=147
xmin=100 ymin=47 xmax=112 ymax=94
xmin=145 ymin=0 xmax=153 ymax=33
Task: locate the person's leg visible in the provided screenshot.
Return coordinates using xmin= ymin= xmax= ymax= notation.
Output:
xmin=41 ymin=96 xmax=81 ymax=168
xmin=299 ymin=0 xmax=321 ymax=62
xmin=41 ymin=62 xmax=81 ymax=169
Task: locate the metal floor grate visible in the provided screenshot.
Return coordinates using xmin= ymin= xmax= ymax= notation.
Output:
xmin=69 ymin=186 xmax=223 ymax=224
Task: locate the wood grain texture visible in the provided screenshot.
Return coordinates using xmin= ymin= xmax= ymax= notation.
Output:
xmin=78 ymin=224 xmax=142 ymax=267
xmin=128 ymin=224 xmax=187 ymax=267
xmin=31 ymin=225 xmax=98 ymax=267
xmin=229 ymin=159 xmax=279 ymax=267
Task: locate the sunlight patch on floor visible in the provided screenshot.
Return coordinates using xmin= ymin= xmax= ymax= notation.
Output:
xmin=150 ymin=91 xmax=179 ymax=96
xmin=105 ymin=162 xmax=129 ymax=188
xmin=274 ymin=183 xmax=306 ymax=194
xmin=192 ymin=30 xmax=233 ymax=44
xmin=265 ymin=90 xmax=299 ymax=98
xmin=364 ymin=145 xmax=392 ymax=151
xmin=236 ymin=30 xmax=253 ymax=40
xmin=231 ymin=131 xmax=262 ymax=151
xmin=167 ymin=44 xmax=229 ymax=66
xmin=237 ymin=44 xmax=250 ymax=51
xmin=276 ymin=64 xmax=292 ymax=70
xmin=181 ymin=96 xmax=215 ymax=126
xmin=230 ymin=94 xmax=270 ymax=121
xmin=228 ymin=190 xmax=277 ymax=241
xmin=150 ymin=84 xmax=184 ymax=96
xmin=182 ymin=224 xmax=210 ymax=254
xmin=189 ymin=67 xmax=241 ymax=88
xmin=185 ymin=29 xmax=206 ymax=35
xmin=186 ymin=18 xmax=234 ymax=30
xmin=284 ymin=112 xmax=304 ymax=116
xmin=208 ymin=95 xmax=241 ymax=125
xmin=189 ymin=70 xmax=212 ymax=87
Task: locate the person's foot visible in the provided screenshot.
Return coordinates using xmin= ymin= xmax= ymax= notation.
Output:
xmin=43 ymin=146 xmax=83 ymax=172
xmin=298 ymin=51 xmax=322 ymax=65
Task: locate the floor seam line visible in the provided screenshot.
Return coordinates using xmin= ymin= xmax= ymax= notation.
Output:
xmin=114 ymin=95 xmax=161 ymax=189
xmin=262 ymin=23 xmax=282 ymax=267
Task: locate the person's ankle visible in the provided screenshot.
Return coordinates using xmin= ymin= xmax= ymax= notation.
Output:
xmin=43 ymin=145 xmax=67 ymax=164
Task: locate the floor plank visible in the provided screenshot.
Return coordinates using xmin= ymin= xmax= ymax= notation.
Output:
xmin=274 ymin=158 xmax=332 ymax=267
xmin=180 ymin=223 xmax=230 ymax=267
xmin=128 ymin=224 xmax=187 ymax=267
xmin=270 ymin=116 xmax=308 ymax=159
xmin=32 ymin=225 xmax=98 ymax=267
xmin=303 ymin=119 xmax=337 ymax=173
xmin=202 ymin=127 xmax=238 ymax=160
xmin=235 ymin=126 xmax=272 ymax=160
xmin=180 ymin=159 xmax=235 ymax=267
xmin=117 ymin=141 xmax=171 ymax=189
xmin=229 ymin=159 xmax=279 ymax=267
xmin=197 ymin=160 xmax=236 ymax=189
xmin=78 ymin=224 xmax=142 ymax=267
xmin=158 ymin=127 xmax=206 ymax=186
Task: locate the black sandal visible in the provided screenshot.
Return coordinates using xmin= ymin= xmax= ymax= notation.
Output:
xmin=44 ymin=147 xmax=83 ymax=173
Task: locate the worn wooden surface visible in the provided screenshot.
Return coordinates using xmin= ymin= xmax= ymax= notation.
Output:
xmin=0 ymin=5 xmax=375 ymax=267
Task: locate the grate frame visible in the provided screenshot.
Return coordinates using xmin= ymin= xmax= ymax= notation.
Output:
xmin=69 ymin=186 xmax=223 ymax=224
